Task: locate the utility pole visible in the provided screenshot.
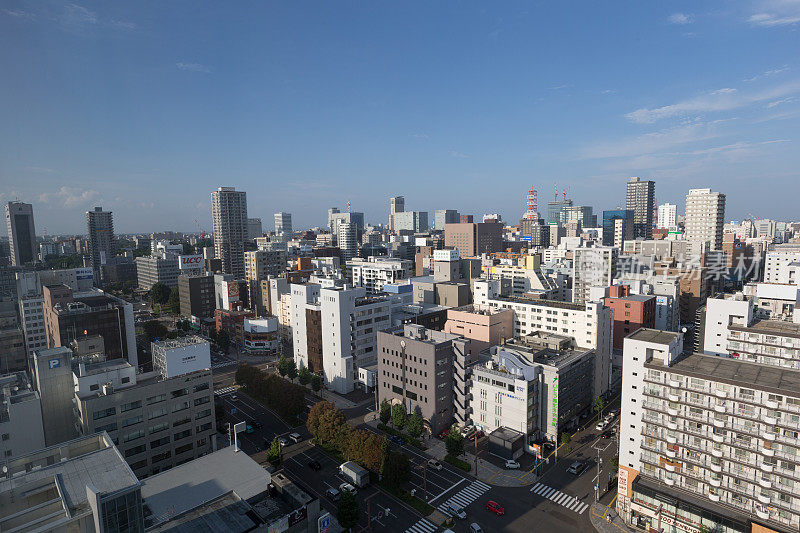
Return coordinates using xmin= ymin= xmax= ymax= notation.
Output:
xmin=423 ymin=460 xmax=428 ymax=501
xmin=595 ymin=446 xmax=601 ymax=502
xmin=474 ymin=433 xmax=479 ymax=476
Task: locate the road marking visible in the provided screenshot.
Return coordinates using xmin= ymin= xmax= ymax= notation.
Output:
xmin=530 ymin=482 xmax=589 ymax=515
xmin=214 ymin=386 xmax=238 ymax=395
xmin=428 ymin=477 xmax=467 ymax=504
xmin=436 ymin=480 xmax=491 ymax=517
xmin=404 ymin=518 xmax=437 ymax=533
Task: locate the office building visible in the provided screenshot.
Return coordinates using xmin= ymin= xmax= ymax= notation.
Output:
xmin=337 ymin=221 xmax=358 ymax=262
xmin=0 ymin=433 xmax=144 ymax=532
xmin=434 ymin=209 xmax=460 ymax=230
xmin=657 ymin=203 xmax=677 ymax=230
xmin=5 ymin=201 xmax=36 ymax=266
xmin=0 ymin=298 xmax=25 ymax=373
xmin=43 ymin=285 xmax=137 ymax=366
xmin=245 ymin=249 xmax=287 ymax=280
xmin=443 ymin=304 xmax=514 ymax=354
xmin=389 ymin=196 xmax=405 ymax=232
xmin=292 ymin=284 xmax=390 ymax=393
xmin=603 ymin=285 xmax=656 ymax=349
xmin=274 ymin=212 xmax=292 ymax=240
xmin=0 ymin=372 xmax=45 ymax=460
xmin=764 ymin=249 xmax=800 ymax=285
xmin=377 ymin=324 xmax=470 ymax=435
xmin=33 ymin=346 xmax=78 ymax=445
xmin=685 ymin=188 xmax=726 ymax=250
xmin=444 ymin=221 xmax=504 ymax=258
xmin=178 ymin=273 xmax=216 ymax=319
xmin=349 ymin=256 xmax=412 ymax=293
xmin=626 ymin=177 xmax=656 ymax=240
xmin=602 ymin=209 xmax=634 ymax=248
xmin=211 ymin=187 xmax=248 ymax=278
xmin=330 ymin=211 xmax=365 ymax=243
xmin=247 ymin=217 xmax=262 ymax=240
xmin=572 ymin=246 xmax=618 ymax=305
xmin=135 ymin=254 xmax=180 ymax=290
xmin=73 ymin=337 xmax=215 ymax=478
xmin=617 ymin=273 xmax=681 ymax=332
xmin=618 ymin=328 xmax=800 ymax=533
xmin=86 ymin=206 xmax=116 ymax=285
xmin=563 ymin=205 xmax=596 ymax=229
xmin=547 ymin=199 xmax=573 ymax=225
xmin=394 ymin=210 xmax=429 ymax=233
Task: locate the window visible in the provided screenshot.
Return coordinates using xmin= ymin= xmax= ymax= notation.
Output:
xmin=147 ymin=394 xmax=166 ymax=404
xmin=151 ymin=436 xmax=170 ymax=448
xmin=120 ymin=400 xmax=141 ymax=413
xmin=121 ymin=415 xmax=143 ymax=428
xmin=174 ymin=429 xmax=192 ymax=441
xmin=93 ymin=407 xmax=116 ymax=420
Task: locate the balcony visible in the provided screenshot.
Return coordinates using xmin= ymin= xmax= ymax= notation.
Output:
xmin=713 ymin=419 xmax=725 ymax=429
xmin=755 ymin=508 xmax=770 ymax=520
xmin=761 ymin=462 xmax=774 ymax=473
xmin=711 ymin=448 xmax=723 ymax=458
xmin=667 ymin=406 xmax=680 ymax=417
xmin=709 ymin=463 xmax=722 ymax=473
xmin=764 ymin=415 xmax=778 ymax=425
xmin=765 ymin=399 xmax=779 ymax=410
xmin=666 ymin=435 xmax=677 ymax=445
xmin=714 ymin=404 xmax=726 ymax=414
xmin=763 ymin=447 xmax=775 ymax=458
xmin=664 ymin=477 xmax=675 ymax=486
xmin=764 ymin=431 xmax=777 ymax=441
xmin=714 ymin=389 xmax=728 ymax=399
xmin=708 ymin=492 xmax=721 ymax=502
xmin=668 ymin=393 xmax=680 ymax=402
xmin=758 ymin=493 xmax=771 ymax=504
xmin=759 ymin=478 xmax=773 ymax=489
xmin=709 ymin=478 xmax=721 ymax=488
xmin=667 ymin=421 xmax=678 ymax=431
xmin=666 ymin=448 xmax=677 ymax=459
xmin=669 ymin=379 xmax=681 ymax=388
xmin=664 ymin=463 xmax=677 ymax=473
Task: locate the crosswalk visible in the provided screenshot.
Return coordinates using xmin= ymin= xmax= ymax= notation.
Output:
xmin=436 ymin=480 xmax=492 ymax=517
xmin=212 ymin=360 xmax=237 ymax=370
xmin=214 ymin=386 xmax=237 ymax=395
xmin=404 ymin=518 xmax=437 ymax=533
xmin=529 ymin=482 xmax=589 ymax=514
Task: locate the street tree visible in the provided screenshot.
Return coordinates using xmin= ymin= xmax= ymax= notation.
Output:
xmin=337 ymin=490 xmax=360 ymax=531
xmin=406 ymin=412 xmax=423 ymax=439
xmin=391 ymin=403 xmax=407 ymax=429
xmin=379 ymin=400 xmax=392 ymax=425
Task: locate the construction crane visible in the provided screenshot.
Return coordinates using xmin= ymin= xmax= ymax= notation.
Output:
xmin=194 ymin=219 xmax=207 ymax=238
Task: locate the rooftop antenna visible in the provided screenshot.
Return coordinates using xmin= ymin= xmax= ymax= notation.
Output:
xmin=347 ymin=200 xmax=351 ymax=213
xmin=554 ymin=183 xmax=558 ymax=202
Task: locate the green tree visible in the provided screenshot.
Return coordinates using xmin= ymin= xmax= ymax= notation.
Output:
xmin=337 ymin=490 xmax=360 ymax=531
xmin=217 ymin=330 xmax=231 ymax=352
xmin=267 ymin=438 xmax=281 ymax=463
xmin=609 ymin=455 xmax=619 ymax=473
xmin=382 ymin=450 xmax=410 ymax=488
xmin=311 ymin=374 xmax=322 ymax=392
xmin=445 ymin=429 xmax=464 ymax=457
xmin=167 ymin=287 xmax=181 ymax=314
xmin=392 ymin=403 xmax=407 ymax=430
xmin=286 ymin=358 xmax=298 ymax=382
xmin=142 ymin=320 xmax=168 ymax=342
xmin=593 ymin=395 xmax=607 ymax=420
xmin=277 ymin=355 xmax=290 ymax=378
xmin=298 ymin=366 xmax=311 ymax=386
xmin=560 ymin=431 xmax=572 ymax=446
xmin=149 ymin=282 xmax=171 ymax=305
xmin=406 ymin=412 xmax=423 ymax=439
xmin=379 ymin=400 xmax=392 ymax=425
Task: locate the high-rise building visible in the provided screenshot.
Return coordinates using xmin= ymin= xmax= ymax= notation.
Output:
xmin=274 ymin=212 xmax=292 ymax=240
xmin=434 ymin=209 xmax=460 ymax=230
xmin=337 ymin=221 xmax=358 ymax=262
xmin=547 ymin=199 xmax=573 ymax=225
xmin=393 ymin=211 xmax=428 ymax=233
xmin=572 ymin=247 xmax=618 ymax=305
xmin=444 ymin=221 xmax=504 ymax=258
xmin=211 ymin=187 xmax=247 ymax=278
xmin=389 ymin=196 xmax=404 ymax=232
xmin=685 ymin=188 xmax=726 ymax=250
xmin=5 ymin=202 xmax=36 ymax=266
xmin=327 ymin=207 xmax=340 ymax=234
xmin=626 ymin=177 xmax=656 ymax=240
xmin=657 ymin=202 xmax=677 ymax=230
xmin=247 ymin=217 xmax=262 ymax=240
xmin=602 ymin=209 xmax=634 ymax=248
xmin=178 ymin=274 xmax=216 ymax=319
xmin=86 ymin=206 xmax=115 ymax=285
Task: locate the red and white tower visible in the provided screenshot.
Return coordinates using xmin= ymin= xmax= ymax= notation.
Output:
xmin=523 ymin=186 xmax=538 ymax=220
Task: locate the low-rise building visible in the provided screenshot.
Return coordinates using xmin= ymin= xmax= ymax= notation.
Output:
xmin=135 ymin=254 xmax=180 ymax=290
xmin=349 ymin=256 xmax=413 ymax=293
xmin=0 ymin=372 xmax=45 ymax=460
xmin=178 ymin=273 xmax=217 ymax=319
xmin=603 ymin=285 xmax=656 ymax=350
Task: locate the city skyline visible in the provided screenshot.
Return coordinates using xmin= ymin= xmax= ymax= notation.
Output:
xmin=2 ymin=1 xmax=799 ymax=233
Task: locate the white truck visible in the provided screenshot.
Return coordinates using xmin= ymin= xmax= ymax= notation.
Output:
xmin=339 ymin=461 xmax=369 ymax=488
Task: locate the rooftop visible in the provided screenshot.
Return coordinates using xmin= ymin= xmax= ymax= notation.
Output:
xmin=647 ymin=352 xmax=800 ymax=396
xmin=729 ymin=319 xmax=800 ymax=339
xmin=152 ymin=335 xmax=208 ymax=351
xmin=141 ymin=446 xmax=270 ymax=529
xmin=627 ymin=328 xmax=682 ymax=345
xmin=607 ymin=293 xmax=654 ymax=303
xmin=487 ymin=294 xmax=585 ymax=311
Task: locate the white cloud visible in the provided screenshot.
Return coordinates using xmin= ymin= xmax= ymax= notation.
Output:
xmin=766 ymin=97 xmax=798 ymax=108
xmin=625 ymin=80 xmax=800 ymax=123
xmin=63 ymin=3 xmax=97 ymax=25
xmin=668 ymin=13 xmax=693 ymax=24
xmin=450 ymin=151 xmax=469 ymax=159
xmin=411 ymin=133 xmax=429 ymax=139
xmin=745 ymin=66 xmax=789 ymax=82
xmin=176 ymin=62 xmax=213 ymax=74
xmin=582 ymin=120 xmax=722 ymax=159
xmin=3 ymin=9 xmax=35 ymax=19
xmin=39 ymin=186 xmax=101 ymax=208
xmin=749 ymin=0 xmax=800 ymax=26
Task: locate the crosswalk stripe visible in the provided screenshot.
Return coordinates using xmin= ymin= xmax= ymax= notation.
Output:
xmin=530 ymin=482 xmax=543 ymax=493
xmin=554 ymin=493 xmax=569 ymax=505
xmin=566 ymin=499 xmax=580 ymax=511
xmin=534 ymin=485 xmax=548 ymax=496
xmin=578 ymin=503 xmax=588 ymax=514
xmin=542 ymin=487 xmax=556 ymax=498
xmin=548 ymin=491 xmax=562 ymax=502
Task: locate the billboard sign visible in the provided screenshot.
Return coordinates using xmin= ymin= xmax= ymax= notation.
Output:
xmin=179 ymin=254 xmax=203 ymax=270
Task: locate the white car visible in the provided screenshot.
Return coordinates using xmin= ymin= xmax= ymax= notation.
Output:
xmin=504 ymin=459 xmax=521 ymax=470
xmin=595 ymin=421 xmax=607 ymax=431
xmin=447 ymin=504 xmax=467 ymax=519
xmin=427 ymin=459 xmax=443 ymax=471
xmin=339 ymin=482 xmax=357 ymax=494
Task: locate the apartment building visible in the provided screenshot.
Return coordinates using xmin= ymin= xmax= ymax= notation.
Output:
xmin=627 ymin=177 xmax=656 ymax=240
xmin=602 ymin=209 xmax=634 ymax=248
xmin=618 ymin=328 xmax=800 ymax=533
xmin=377 ymin=325 xmax=469 ymax=435
xmin=292 ymin=283 xmax=391 ymax=393
xmin=0 ymin=372 xmax=45 ymax=460
xmin=617 ymin=273 xmax=681 ymax=332
xmin=685 ymin=188 xmax=726 ymax=250
xmin=73 ymin=337 xmax=215 ymax=478
xmin=348 ymin=256 xmax=413 ymax=293
xmin=5 ymin=201 xmax=37 ymax=266
xmin=135 ymin=254 xmax=180 ymax=290
xmin=485 ymin=262 xmax=566 ymax=300
xmin=211 ymin=187 xmax=248 ymax=278
xmin=658 ymin=203 xmax=677 ymax=230
xmin=573 ymin=246 xmax=618 ymax=305
xmin=473 ymin=281 xmax=612 ymax=396
xmin=764 ymin=249 xmax=800 ymax=285
xmin=443 ymin=304 xmax=514 ymax=355
xmin=603 ymin=285 xmax=656 ymax=350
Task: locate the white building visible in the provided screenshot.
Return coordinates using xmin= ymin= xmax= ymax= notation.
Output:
xmin=151 ymin=336 xmax=211 ymax=379
xmin=702 ymin=293 xmax=754 ymax=356
xmin=242 ymin=317 xmax=278 ymax=353
xmin=211 ymin=187 xmax=248 ymax=278
xmin=572 ymin=246 xmax=618 ymax=305
xmin=348 ymin=256 xmax=412 ymax=294
xmin=764 ymin=249 xmax=800 ymax=285
xmin=337 ymin=221 xmax=358 ymax=262
xmin=274 ymin=212 xmax=292 ymax=241
xmin=0 ymin=372 xmax=45 ymax=460
xmin=657 ymin=203 xmax=677 ymax=230
xmin=292 ymin=284 xmax=390 ymax=394
xmin=617 ymin=274 xmax=681 ymax=332
xmin=684 ymin=188 xmax=726 ymax=250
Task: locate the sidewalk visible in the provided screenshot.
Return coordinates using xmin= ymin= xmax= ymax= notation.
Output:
xmin=318 ymin=388 xmax=358 ymax=409
xmin=589 ymin=502 xmax=636 ymax=533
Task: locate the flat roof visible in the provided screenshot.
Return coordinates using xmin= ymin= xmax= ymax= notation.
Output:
xmin=647 ymin=352 xmax=800 ymax=397
xmin=627 ymin=328 xmax=682 ymax=345
xmin=729 ymin=319 xmax=800 ymax=339
xmin=146 ymin=492 xmax=258 ymax=533
xmin=141 ymin=446 xmax=269 ymax=528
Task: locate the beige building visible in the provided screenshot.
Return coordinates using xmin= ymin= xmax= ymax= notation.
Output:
xmin=443 ymin=304 xmax=514 ymax=355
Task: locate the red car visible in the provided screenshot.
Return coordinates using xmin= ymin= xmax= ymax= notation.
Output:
xmin=485 ymin=500 xmax=505 ymax=516
xmin=438 ymin=429 xmax=450 ymax=439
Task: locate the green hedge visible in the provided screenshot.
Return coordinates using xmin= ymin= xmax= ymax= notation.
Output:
xmin=377 ymin=423 xmax=426 ymax=450
xmin=380 ymin=481 xmax=435 ymax=515
xmin=444 ymin=454 xmax=471 ymax=472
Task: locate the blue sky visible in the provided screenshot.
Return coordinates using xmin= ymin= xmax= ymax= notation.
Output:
xmin=1 ymin=1 xmax=799 ymax=234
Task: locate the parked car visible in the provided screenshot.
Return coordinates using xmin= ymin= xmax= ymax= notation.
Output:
xmin=485 ymin=501 xmax=505 ymax=516
xmin=308 ymin=460 xmax=322 ymax=471
xmin=469 ymin=524 xmax=483 ymax=533
xmin=460 ymin=425 xmax=475 ymax=437
xmin=448 ymin=504 xmax=467 ymax=519
xmin=595 ymin=421 xmax=607 ymax=431
xmin=279 ymin=436 xmax=289 ymax=446
xmin=601 ymin=429 xmax=615 ymax=439
xmin=567 ymin=461 xmax=587 ymax=475
xmin=504 ymin=459 xmax=520 ymax=470
xmin=289 ymin=432 xmax=302 ymax=443
xmin=325 ymin=488 xmax=340 ymax=501
xmin=253 ymin=421 xmax=263 ymax=429
xmin=427 ymin=459 xmax=443 ymax=471
xmin=230 ymin=394 xmax=238 ymax=401
xmin=339 ymin=482 xmax=357 ymax=494
xmin=390 ymin=435 xmax=404 ymax=446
